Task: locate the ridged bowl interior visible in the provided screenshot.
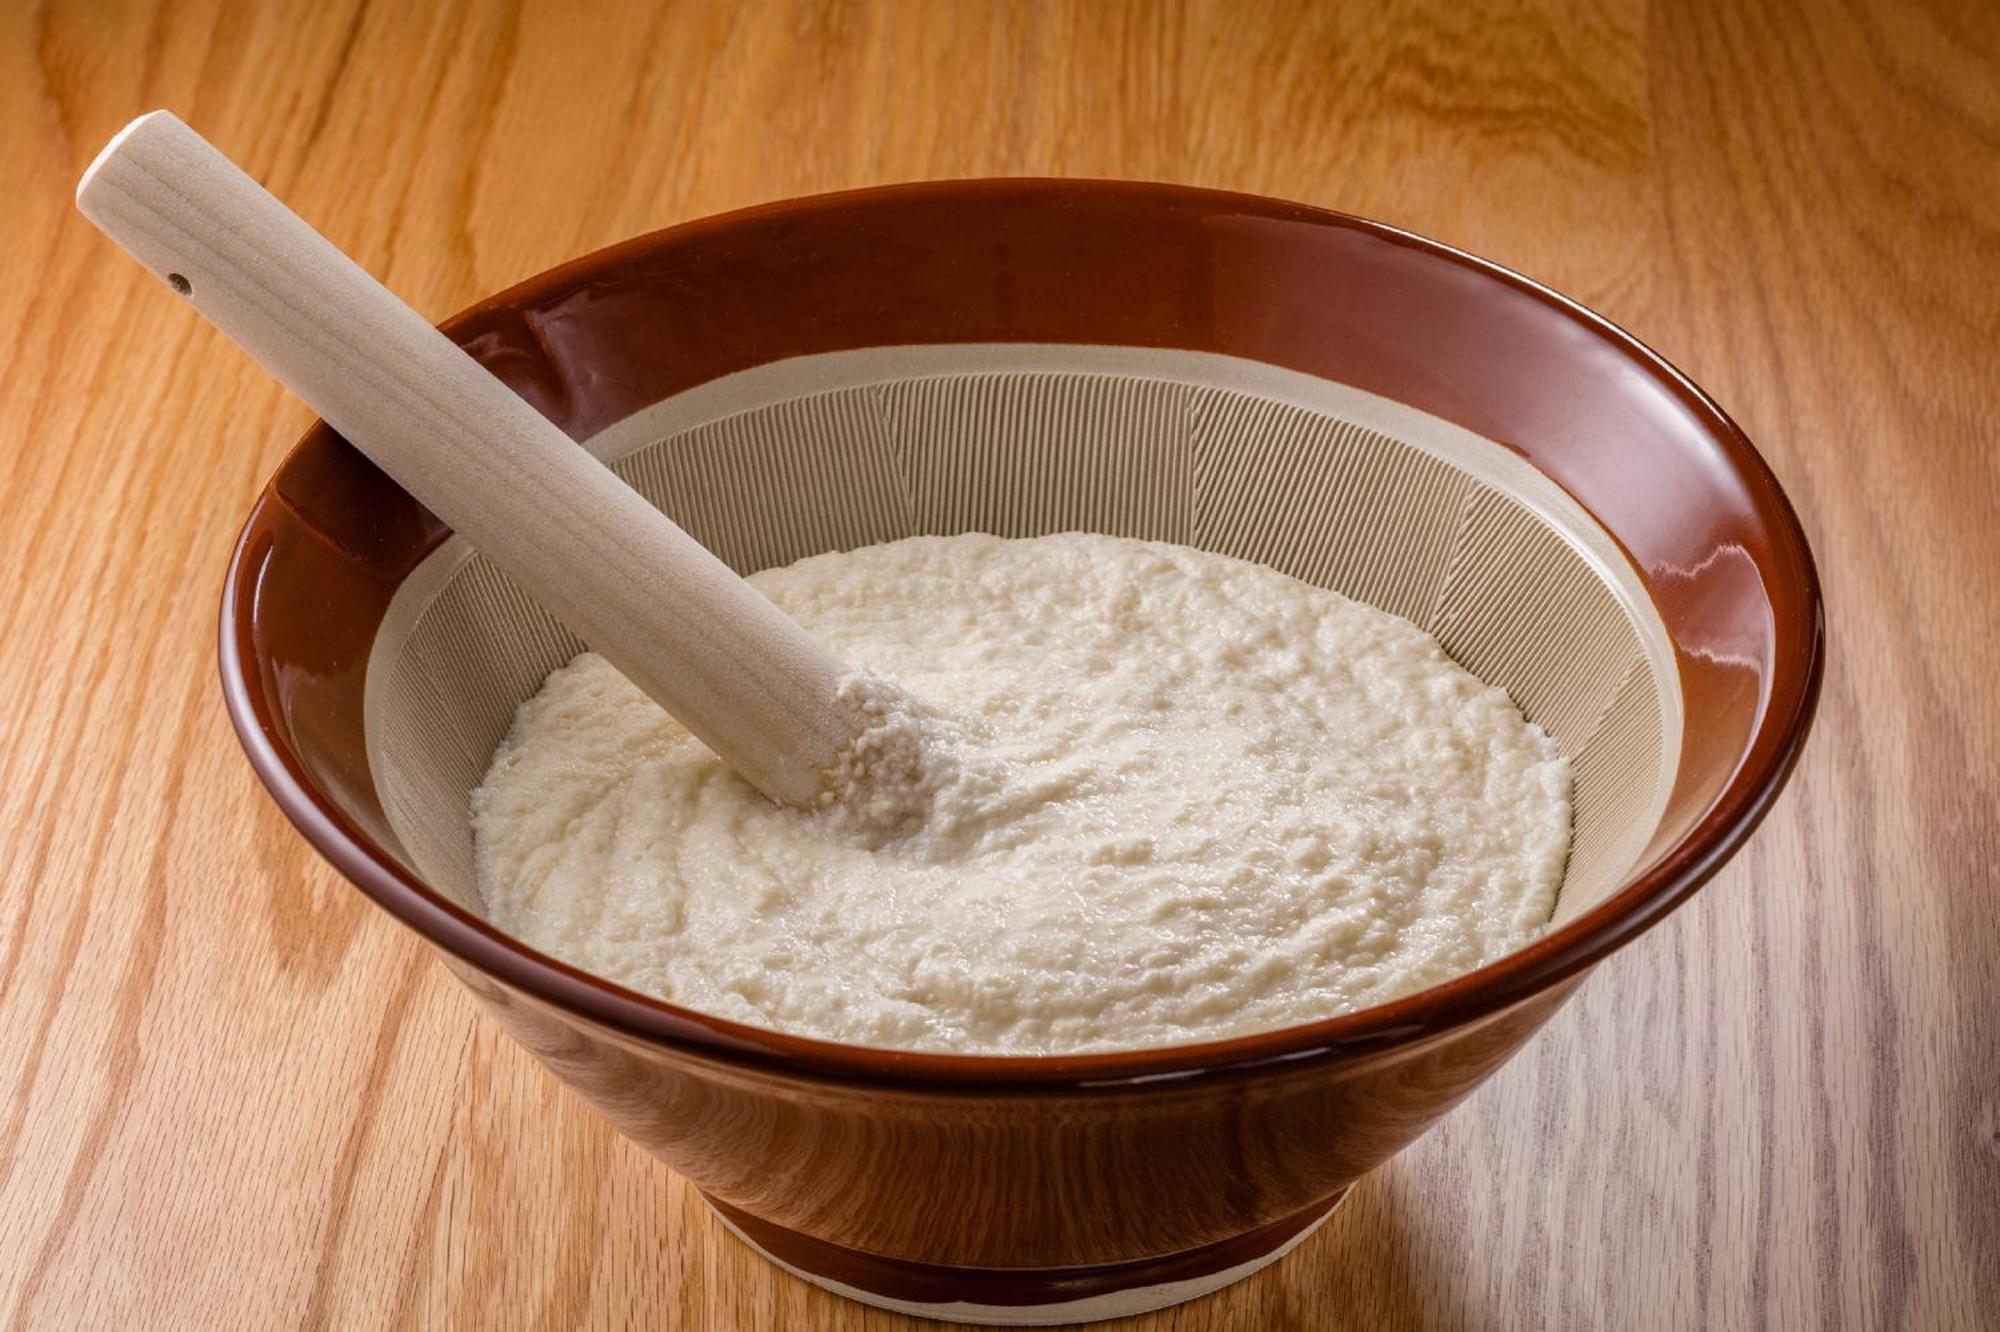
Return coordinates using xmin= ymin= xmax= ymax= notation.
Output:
xmin=363 ymin=344 xmax=1684 ymax=953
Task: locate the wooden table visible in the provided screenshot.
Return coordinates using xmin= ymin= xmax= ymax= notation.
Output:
xmin=4 ymin=1 xmax=1994 ymax=1326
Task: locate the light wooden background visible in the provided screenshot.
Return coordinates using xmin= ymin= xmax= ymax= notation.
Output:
xmin=3 ymin=1 xmax=1995 ymax=1327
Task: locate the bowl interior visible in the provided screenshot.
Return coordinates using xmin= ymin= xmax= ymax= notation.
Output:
xmin=363 ymin=344 xmax=1683 ymax=941
xmin=225 ymin=182 xmax=1820 ymax=1074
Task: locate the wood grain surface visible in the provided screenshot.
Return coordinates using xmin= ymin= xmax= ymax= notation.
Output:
xmin=2 ymin=0 xmax=1994 ymax=1327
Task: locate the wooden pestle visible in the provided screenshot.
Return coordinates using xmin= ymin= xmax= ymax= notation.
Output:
xmin=76 ymin=111 xmax=861 ymax=809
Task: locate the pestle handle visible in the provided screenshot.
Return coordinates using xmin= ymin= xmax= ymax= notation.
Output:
xmin=77 ymin=111 xmax=857 ymax=808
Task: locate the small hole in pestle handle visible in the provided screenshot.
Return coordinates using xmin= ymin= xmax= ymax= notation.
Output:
xmin=167 ymin=272 xmax=191 ymax=296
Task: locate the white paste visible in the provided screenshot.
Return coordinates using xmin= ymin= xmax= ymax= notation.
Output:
xmin=472 ymin=534 xmax=1571 ymax=1054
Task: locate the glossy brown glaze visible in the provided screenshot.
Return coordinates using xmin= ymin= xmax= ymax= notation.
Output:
xmin=448 ymin=955 xmax=1577 ymax=1270
xmin=218 ymin=182 xmax=1821 ymax=1290
xmin=703 ymin=1192 xmax=1349 ymax=1307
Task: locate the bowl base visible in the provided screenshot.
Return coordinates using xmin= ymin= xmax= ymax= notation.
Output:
xmin=703 ymin=1187 xmax=1349 ymax=1326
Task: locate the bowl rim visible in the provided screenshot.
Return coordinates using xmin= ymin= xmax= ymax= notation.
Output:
xmin=217 ymin=178 xmax=1824 ymax=1090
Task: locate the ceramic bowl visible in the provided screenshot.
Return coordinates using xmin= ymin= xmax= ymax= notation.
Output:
xmin=220 ymin=181 xmax=1821 ymax=1325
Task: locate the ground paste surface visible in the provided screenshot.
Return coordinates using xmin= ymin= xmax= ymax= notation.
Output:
xmin=473 ymin=533 xmax=1572 ymax=1054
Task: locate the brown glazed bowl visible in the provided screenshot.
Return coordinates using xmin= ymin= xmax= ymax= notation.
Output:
xmin=220 ymin=182 xmax=1821 ymax=1325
